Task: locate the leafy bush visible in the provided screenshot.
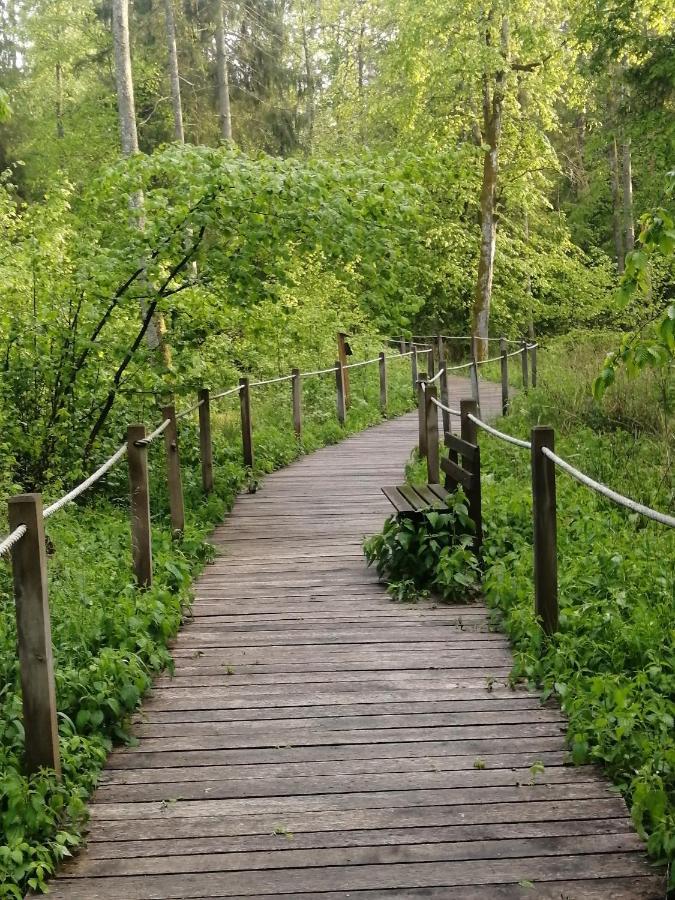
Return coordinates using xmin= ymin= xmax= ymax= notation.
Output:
xmin=363 ymin=488 xmax=480 ymax=602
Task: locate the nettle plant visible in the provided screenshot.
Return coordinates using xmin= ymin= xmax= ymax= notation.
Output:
xmin=363 ymin=488 xmax=480 ymax=603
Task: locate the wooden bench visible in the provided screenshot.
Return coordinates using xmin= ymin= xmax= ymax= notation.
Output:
xmin=382 ymin=387 xmax=483 ymax=549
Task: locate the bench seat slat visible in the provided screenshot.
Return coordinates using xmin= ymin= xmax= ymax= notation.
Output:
xmin=411 ymin=484 xmax=446 ymax=508
xmin=381 ymin=486 xmax=416 ymax=513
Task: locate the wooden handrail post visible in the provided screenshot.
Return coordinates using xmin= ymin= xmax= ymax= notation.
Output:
xmin=335 ymin=360 xmax=346 ymax=425
xmin=438 ymin=337 xmax=451 ymax=436
xmin=292 ymin=368 xmax=302 ymax=438
xmin=500 ymin=337 xmax=509 ymax=416
xmin=425 ymin=384 xmax=440 ymax=482
xmin=521 ymin=338 xmax=529 ymax=391
xmin=127 ymin=424 xmax=153 ymax=588
xmin=198 ymin=388 xmax=214 ymax=494
xmin=531 ymin=426 xmax=558 ymax=635
xmin=399 ymin=335 xmax=405 ymax=353
xmin=470 ymin=358 xmax=481 ymax=411
xmin=337 ymin=332 xmax=351 ymax=408
xmin=239 ymin=377 xmax=254 ymax=469
xmin=378 ymin=352 xmax=387 ymax=413
xmin=426 ymin=344 xmax=435 ymax=379
xmin=8 ymin=493 xmax=61 ymax=777
xmin=411 ymin=343 xmax=418 ymax=395
xmin=436 ymin=334 xmax=444 ymax=377
xmin=417 ymin=372 xmax=428 ymax=457
xmin=530 ymin=341 xmax=538 ymax=388
xmin=162 ymin=404 xmax=185 ymax=536
xmin=459 ymin=398 xmax=483 ymax=549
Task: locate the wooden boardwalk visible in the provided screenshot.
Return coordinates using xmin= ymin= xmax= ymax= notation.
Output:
xmin=48 ymin=379 xmax=662 ymax=899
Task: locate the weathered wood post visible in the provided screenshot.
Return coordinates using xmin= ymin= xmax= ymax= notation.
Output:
xmin=438 ymin=338 xmax=451 ymax=437
xmin=8 ymin=494 xmax=61 ymax=777
xmin=292 ymin=368 xmax=302 ymax=438
xmin=521 ymin=339 xmax=529 ymax=391
xmin=411 ymin=343 xmax=418 ymax=395
xmin=436 ymin=334 xmax=445 ymax=377
xmin=335 ymin=360 xmax=346 ymax=425
xmin=425 ymin=344 xmax=436 ymax=380
xmin=531 ymin=426 xmax=558 ymax=635
xmin=127 ymin=424 xmax=153 ymax=588
xmin=425 ymin=384 xmax=440 ymax=483
xmin=337 ymin=332 xmax=351 ymax=408
xmin=239 ymin=377 xmax=254 ymax=469
xmin=162 ymin=404 xmax=185 ymax=536
xmin=500 ymin=337 xmax=509 ymax=416
xmin=460 ymin=398 xmax=483 ymax=549
xmin=399 ymin=335 xmax=405 ymax=353
xmin=530 ymin=341 xmax=538 ymax=388
xmin=378 ymin=352 xmax=387 ymax=413
xmin=417 ymin=372 xmax=428 ymax=457
xmin=198 ymin=389 xmax=214 ymax=494
xmin=470 ymin=358 xmax=481 ymax=410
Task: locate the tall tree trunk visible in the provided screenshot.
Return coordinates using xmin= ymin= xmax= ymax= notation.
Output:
xmin=163 ymin=0 xmax=185 ymax=143
xmin=609 ymin=135 xmax=624 ymax=273
xmin=299 ymin=0 xmax=315 ymax=151
xmin=55 ymin=62 xmax=64 ymax=138
xmin=472 ymin=15 xmax=508 ymax=361
xmin=111 ymin=0 xmax=170 ymax=360
xmin=622 ymin=136 xmax=634 ymax=253
xmin=215 ymin=0 xmax=232 ymax=142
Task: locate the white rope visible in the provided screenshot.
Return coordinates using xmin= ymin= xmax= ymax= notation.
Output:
xmin=301 ymin=365 xmax=339 ymax=377
xmin=507 ymin=347 xmax=526 ymax=359
xmin=176 ymin=398 xmax=205 ymax=420
xmin=0 ymin=525 xmax=27 ymax=558
xmin=476 ymin=353 xmax=506 ymax=366
xmin=467 ymin=413 xmax=532 ymax=450
xmin=250 ymin=373 xmax=296 ymax=387
xmin=212 ymin=385 xmax=243 ymax=401
xmin=446 ymin=360 xmax=474 ymax=372
xmin=385 ymin=349 xmax=415 ymax=360
xmin=430 ymin=395 xmax=461 ymax=417
xmin=134 ymin=418 xmax=171 ymax=448
xmin=344 ymin=355 xmax=381 ymax=370
xmin=42 ymin=445 xmax=129 ymax=520
xmin=426 ymin=367 xmax=445 ymax=384
xmin=542 ymin=447 xmax=675 ymax=528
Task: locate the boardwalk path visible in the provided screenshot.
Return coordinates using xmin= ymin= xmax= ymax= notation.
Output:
xmin=50 ymin=380 xmax=661 ymax=898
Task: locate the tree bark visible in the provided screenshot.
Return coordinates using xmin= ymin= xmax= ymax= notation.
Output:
xmin=111 ymin=0 xmax=170 ymax=360
xmin=472 ymin=15 xmax=508 ymax=361
xmin=163 ymin=0 xmax=185 ymax=143
xmin=215 ymin=0 xmax=232 ymax=142
xmin=622 ymin=136 xmax=634 ymax=253
xmin=299 ymin=0 xmax=316 ymax=150
xmin=609 ymin=135 xmax=624 ymax=273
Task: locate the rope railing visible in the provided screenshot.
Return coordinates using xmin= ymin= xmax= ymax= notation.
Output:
xmin=43 ymin=445 xmax=129 ymax=520
xmin=0 ymin=525 xmax=27 ymax=559
xmin=300 ymin=364 xmax=338 ymax=377
xmin=176 ymin=398 xmax=205 ymax=420
xmin=250 ymin=373 xmax=296 ymax=387
xmin=429 ymin=395 xmax=461 ymax=417
xmin=344 ymin=355 xmax=382 ymax=371
xmin=133 ymin=418 xmax=171 ymax=448
xmin=426 ymin=367 xmax=445 ymax=384
xmin=211 ymin=385 xmax=243 ymax=401
xmin=467 ymin=413 xmax=532 ymax=450
xmin=542 ymin=447 xmax=675 ymax=529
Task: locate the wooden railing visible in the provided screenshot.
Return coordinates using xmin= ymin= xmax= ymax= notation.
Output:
xmin=0 ymin=337 xmax=430 ymax=778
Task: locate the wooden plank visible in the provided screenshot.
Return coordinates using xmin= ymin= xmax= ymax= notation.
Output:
xmin=381 ymin=486 xmax=416 ymax=513
xmin=409 ymin=484 xmax=445 ymax=508
xmin=445 ymin=431 xmax=477 ymax=461
xmin=441 ymin=456 xmax=474 ymax=491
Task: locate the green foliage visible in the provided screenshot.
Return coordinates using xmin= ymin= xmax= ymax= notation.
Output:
xmin=363 ymin=489 xmax=480 ymax=603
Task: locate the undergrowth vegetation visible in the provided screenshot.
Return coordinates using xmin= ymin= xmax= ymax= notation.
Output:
xmin=0 ymin=356 xmax=415 ymax=896
xmin=373 ymin=337 xmax=674 ymax=883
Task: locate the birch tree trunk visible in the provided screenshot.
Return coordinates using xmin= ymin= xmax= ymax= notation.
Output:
xmin=215 ymin=0 xmax=232 ymax=142
xmin=163 ymin=0 xmax=185 ymax=143
xmin=609 ymin=135 xmax=625 ymax=273
xmin=622 ymin=137 xmax=634 ymax=253
xmin=111 ymin=0 xmax=169 ymax=358
xmin=471 ymin=15 xmax=508 ymax=362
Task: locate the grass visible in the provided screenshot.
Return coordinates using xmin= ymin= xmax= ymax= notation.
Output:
xmin=0 ymin=353 xmax=416 ymax=897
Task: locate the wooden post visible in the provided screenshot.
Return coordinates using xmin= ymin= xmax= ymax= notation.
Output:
xmin=500 ymin=337 xmax=509 ymax=416
xmin=378 ymin=352 xmax=387 ymax=413
xmin=530 ymin=342 xmax=538 ymax=388
xmin=531 ymin=426 xmax=558 ymax=635
xmin=127 ymin=424 xmax=152 ymax=588
xmin=411 ymin=343 xmax=418 ymax=395
xmin=470 ymin=358 xmax=481 ymax=411
xmin=426 ymin=344 xmax=436 ymax=379
xmin=8 ymin=493 xmax=61 ymax=777
xmin=337 ymin=332 xmax=351 ymax=407
xmin=292 ymin=368 xmax=302 ymax=438
xmin=438 ymin=338 xmax=451 ymax=437
xmin=162 ymin=404 xmax=185 ymax=536
xmin=335 ymin=360 xmax=346 ymax=425
xmin=436 ymin=334 xmax=445 ymax=377
xmin=239 ymin=377 xmax=254 ymax=469
xmin=521 ymin=339 xmax=529 ymax=391
xmin=417 ymin=372 xmax=428 ymax=457
xmin=460 ymin=398 xmax=483 ymax=549
xmin=425 ymin=384 xmax=440 ymax=483
xmin=399 ymin=335 xmax=405 ymax=353
xmin=198 ymin=388 xmax=214 ymax=494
